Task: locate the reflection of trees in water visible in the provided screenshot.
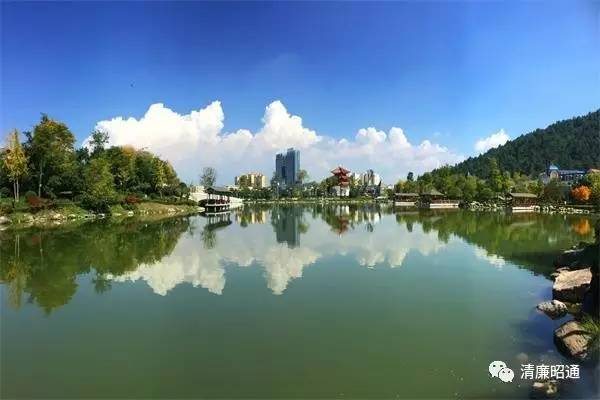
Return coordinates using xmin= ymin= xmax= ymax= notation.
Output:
xmin=92 ymin=272 xmax=112 ymax=294
xmin=3 ymin=235 xmax=30 ymax=309
xmin=395 ymin=211 xmax=597 ymax=276
xmin=0 ymin=217 xmax=191 ymax=313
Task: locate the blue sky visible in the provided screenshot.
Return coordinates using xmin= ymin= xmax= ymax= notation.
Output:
xmin=1 ymin=1 xmax=598 ymax=183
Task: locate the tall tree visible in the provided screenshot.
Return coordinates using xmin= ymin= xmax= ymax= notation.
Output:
xmin=83 ymin=158 xmax=116 ymax=211
xmin=3 ymin=130 xmax=28 ymax=202
xmin=88 ymin=130 xmax=109 ymax=157
xmin=27 ymin=115 xmax=77 ymax=197
xmin=298 ymin=169 xmax=309 ymax=184
xmin=200 ymin=167 xmax=217 ymax=188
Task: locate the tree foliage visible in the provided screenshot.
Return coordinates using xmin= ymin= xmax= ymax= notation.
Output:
xmin=3 ymin=130 xmax=28 ymax=201
xmin=571 ymin=186 xmax=592 ymax=202
xmin=200 ymin=167 xmax=217 ymax=188
xmin=1 ymin=115 xmax=186 ymax=210
xmin=430 ymin=110 xmax=600 ymax=179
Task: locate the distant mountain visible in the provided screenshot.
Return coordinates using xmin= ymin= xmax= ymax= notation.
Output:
xmin=442 ymin=110 xmax=600 ymax=178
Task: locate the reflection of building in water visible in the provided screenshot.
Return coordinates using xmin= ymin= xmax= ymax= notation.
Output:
xmin=236 ymin=210 xmax=267 ymax=225
xmin=202 ymin=213 xmax=232 ymax=249
xmin=271 ymin=207 xmax=305 ymax=247
xmin=321 ymin=204 xmax=385 ymax=235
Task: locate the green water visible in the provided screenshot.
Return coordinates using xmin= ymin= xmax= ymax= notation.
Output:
xmin=1 ymin=205 xmax=598 ymax=398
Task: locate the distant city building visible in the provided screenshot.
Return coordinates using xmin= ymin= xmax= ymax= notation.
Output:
xmin=350 ymin=172 xmax=362 ymax=182
xmin=331 ymin=166 xmax=351 ymax=197
xmin=275 ymin=148 xmax=300 ymax=189
xmin=539 ymin=165 xmax=586 ymax=185
xmin=361 ymin=169 xmax=382 ymax=196
xmin=234 ymin=172 xmax=267 ymax=189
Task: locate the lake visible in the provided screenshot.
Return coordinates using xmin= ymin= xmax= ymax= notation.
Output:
xmin=1 ymin=205 xmax=598 ymax=398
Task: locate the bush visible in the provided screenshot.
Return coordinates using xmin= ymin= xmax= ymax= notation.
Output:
xmin=0 ymin=187 xmax=11 ymax=198
xmin=80 ymin=194 xmax=113 ymax=213
xmin=26 ymin=195 xmax=46 ymax=211
xmin=125 ymin=194 xmax=140 ymax=205
xmin=24 ymin=190 xmax=37 ymax=199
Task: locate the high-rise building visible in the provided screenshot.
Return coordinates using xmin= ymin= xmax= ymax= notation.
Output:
xmin=275 ymin=148 xmax=300 ymax=188
xmin=234 ymin=172 xmax=267 ymax=189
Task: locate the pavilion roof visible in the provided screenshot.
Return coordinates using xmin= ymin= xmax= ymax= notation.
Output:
xmin=331 ymin=166 xmax=350 ymax=175
xmin=508 ymin=192 xmax=537 ymax=198
xmin=395 ymin=192 xmax=419 ymax=197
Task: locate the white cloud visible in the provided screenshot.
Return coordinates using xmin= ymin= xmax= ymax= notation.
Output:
xmin=88 ymin=100 xmax=465 ymax=184
xmin=474 ymin=129 xmax=510 ymax=154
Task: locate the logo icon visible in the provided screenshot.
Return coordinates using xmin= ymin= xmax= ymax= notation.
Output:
xmin=489 ymin=361 xmax=514 ymax=383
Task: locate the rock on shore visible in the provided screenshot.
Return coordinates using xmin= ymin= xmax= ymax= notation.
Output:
xmin=552 ymin=268 xmax=592 ymax=303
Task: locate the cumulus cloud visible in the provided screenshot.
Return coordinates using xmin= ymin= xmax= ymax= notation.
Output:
xmin=474 ymin=129 xmax=510 ymax=154
xmin=88 ymin=100 xmax=465 ymax=184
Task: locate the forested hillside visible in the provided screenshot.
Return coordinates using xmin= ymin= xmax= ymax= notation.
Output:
xmin=444 ymin=110 xmax=600 ymax=178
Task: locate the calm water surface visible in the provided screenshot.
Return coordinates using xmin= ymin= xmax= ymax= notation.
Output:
xmin=1 ymin=205 xmax=598 ymax=398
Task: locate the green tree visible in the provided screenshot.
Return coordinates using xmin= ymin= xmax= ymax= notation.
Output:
xmin=88 ymin=130 xmax=109 ymax=157
xmin=83 ymin=158 xmax=116 ymax=211
xmin=407 ymin=171 xmax=414 ymax=181
xmin=3 ymin=130 xmax=28 ymax=202
xmin=298 ymin=169 xmax=308 ymax=184
xmin=105 ymin=146 xmax=137 ymax=192
xmin=488 ymin=158 xmax=503 ymax=193
xmin=542 ymin=179 xmax=565 ymax=203
xmin=152 ymin=159 xmax=166 ymax=197
xmin=238 ymin=175 xmax=250 ymax=190
xmin=585 ymin=173 xmax=600 ymax=208
xmin=200 ymin=167 xmax=217 ymax=188
xmin=27 ymin=115 xmax=77 ymax=197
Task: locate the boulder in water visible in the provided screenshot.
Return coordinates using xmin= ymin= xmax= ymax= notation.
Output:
xmin=536 ymin=300 xmax=568 ymax=319
xmin=553 ymin=320 xmax=593 ymax=361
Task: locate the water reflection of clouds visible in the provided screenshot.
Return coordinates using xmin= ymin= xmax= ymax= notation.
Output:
xmin=473 ymin=247 xmax=506 ymax=268
xmin=110 ymin=210 xmax=449 ymax=296
xmin=109 ymin=247 xmax=226 ymax=295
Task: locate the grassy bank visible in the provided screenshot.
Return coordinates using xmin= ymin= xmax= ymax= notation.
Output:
xmin=0 ymin=198 xmax=201 ymax=229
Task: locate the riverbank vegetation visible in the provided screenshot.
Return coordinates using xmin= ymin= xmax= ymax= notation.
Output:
xmin=1 ymin=115 xmax=192 ymax=214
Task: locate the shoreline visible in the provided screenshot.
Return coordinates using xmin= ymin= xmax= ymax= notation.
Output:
xmin=1 ymin=199 xmax=598 ymax=231
xmin=0 ymin=201 xmax=203 ymax=230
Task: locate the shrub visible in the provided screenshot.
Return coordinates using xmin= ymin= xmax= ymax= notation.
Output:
xmin=26 ymin=195 xmax=45 ymax=211
xmin=0 ymin=187 xmax=11 ymax=198
xmin=24 ymin=190 xmax=37 ymax=199
xmin=80 ymin=194 xmax=112 ymax=213
xmin=125 ymin=194 xmax=140 ymax=205
xmin=571 ymin=185 xmax=592 ymax=202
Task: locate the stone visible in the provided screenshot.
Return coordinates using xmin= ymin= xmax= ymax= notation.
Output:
xmin=536 ymin=300 xmax=568 ymax=319
xmin=50 ymin=213 xmax=63 ymax=220
xmin=127 ymin=211 xmax=134 ymax=216
xmin=553 ymin=320 xmax=592 ymax=361
xmin=552 ymin=268 xmax=592 ymax=303
xmin=530 ymin=380 xmax=558 ymax=399
xmin=0 ymin=215 xmax=9 ymax=225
